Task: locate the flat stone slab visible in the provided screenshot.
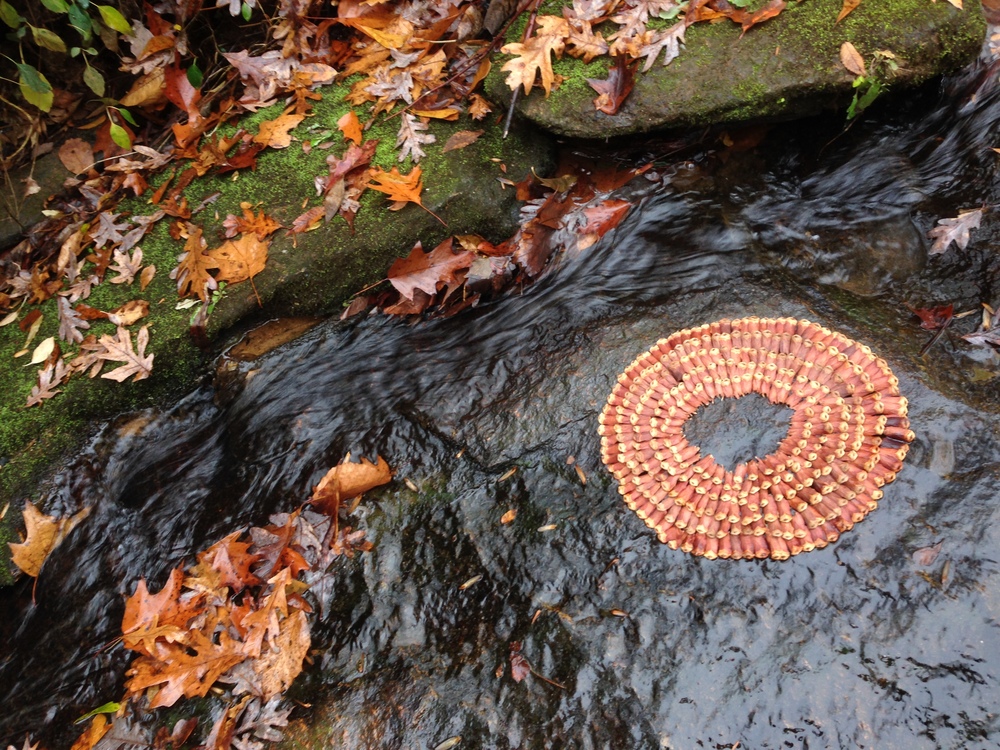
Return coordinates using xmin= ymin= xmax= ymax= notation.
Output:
xmin=484 ymin=0 xmax=986 ymax=137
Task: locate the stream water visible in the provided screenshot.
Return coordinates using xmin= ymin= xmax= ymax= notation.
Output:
xmin=3 ymin=60 xmax=1000 ymax=750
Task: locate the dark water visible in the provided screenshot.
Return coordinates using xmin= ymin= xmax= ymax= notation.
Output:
xmin=3 ymin=63 xmax=1000 ymax=750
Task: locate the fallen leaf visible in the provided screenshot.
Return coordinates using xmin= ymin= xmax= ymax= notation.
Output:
xmin=70 ymin=715 xmax=109 ymax=750
xmin=126 ymin=627 xmax=247 ymax=708
xmin=396 ymin=112 xmax=435 ymax=163
xmin=501 ymin=15 xmax=569 ymax=96
xmin=588 ymin=55 xmax=636 ymax=115
xmin=310 ymin=454 xmax=393 ymax=516
xmin=501 ymin=509 xmax=517 ymax=524
xmin=29 ymin=336 xmax=55 ymax=366
xmin=9 ymin=502 xmax=90 ymax=577
xmin=26 ymin=357 xmax=70 ymax=407
xmin=509 ymin=641 xmax=531 ymax=682
xmin=209 ymin=235 xmax=269 ymax=285
xmin=365 ymin=165 xmax=424 ymax=207
xmin=253 ymin=114 xmax=305 ymax=149
xmin=928 ymin=208 xmax=983 ymax=255
xmin=337 ymin=110 xmax=363 ymax=145
xmin=171 ymin=223 xmax=219 ymax=301
xmin=908 ymin=303 xmax=953 ymax=330
xmin=251 ymin=608 xmax=310 ymax=699
xmin=140 ymin=264 xmax=157 ymax=291
xmin=388 ymin=238 xmax=475 ymax=301
xmin=98 ymin=325 xmax=155 ymax=382
xmin=840 ymin=41 xmax=866 ymax=77
xmin=443 ymin=130 xmax=484 ymax=153
xmin=109 ymin=299 xmax=151 ymax=326
xmin=58 ymin=138 xmax=95 ymax=174
xmin=836 ymin=0 xmax=862 ymax=22
xmin=912 ymin=541 xmax=942 ymax=567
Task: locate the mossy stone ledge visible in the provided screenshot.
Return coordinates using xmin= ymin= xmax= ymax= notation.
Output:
xmin=484 ymin=0 xmax=986 ymax=138
xmin=0 ymin=80 xmax=555 ymax=583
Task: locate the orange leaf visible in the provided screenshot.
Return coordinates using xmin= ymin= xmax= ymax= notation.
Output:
xmin=500 ymin=16 xmax=569 ymax=96
xmin=310 ymin=453 xmax=393 ymax=516
xmin=170 ymin=224 xmax=218 ymax=301
xmin=409 ymin=107 xmax=461 ymax=121
xmin=125 ymin=627 xmax=247 ymax=708
xmin=365 ymin=165 xmax=424 ymax=205
xmin=253 ymin=114 xmax=305 ymax=149
xmin=839 ymin=41 xmax=866 ymax=76
xmin=208 ymin=235 xmax=269 ymax=285
xmin=388 ymin=238 xmax=474 ymax=301
xmin=836 ymin=0 xmax=862 ymax=22
xmin=9 ymin=502 xmax=90 ymax=578
xmin=337 ymin=111 xmax=363 ymax=145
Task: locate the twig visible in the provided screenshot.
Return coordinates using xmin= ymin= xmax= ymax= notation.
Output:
xmin=919 ymin=316 xmax=953 ymax=357
xmin=503 ymin=0 xmax=543 ymax=139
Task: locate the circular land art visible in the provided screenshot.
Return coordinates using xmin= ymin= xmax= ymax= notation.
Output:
xmin=598 ymin=317 xmax=914 ymax=560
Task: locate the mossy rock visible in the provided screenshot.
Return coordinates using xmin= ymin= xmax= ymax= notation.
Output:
xmin=484 ymin=0 xmax=986 ymax=137
xmin=0 ymin=82 xmax=554 ymax=584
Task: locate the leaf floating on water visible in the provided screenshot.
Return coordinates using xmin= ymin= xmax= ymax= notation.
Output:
xmin=459 ymin=574 xmax=482 ymax=591
xmin=9 ymin=502 xmax=91 ymax=578
xmin=434 ymin=737 xmax=462 ymax=750
xmin=500 ymin=509 xmax=518 ymax=524
xmin=928 ymin=208 xmax=983 ymax=255
xmin=912 ymin=541 xmax=942 ymax=567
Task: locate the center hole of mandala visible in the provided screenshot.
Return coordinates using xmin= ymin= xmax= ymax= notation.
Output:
xmin=682 ymin=393 xmax=795 ymax=471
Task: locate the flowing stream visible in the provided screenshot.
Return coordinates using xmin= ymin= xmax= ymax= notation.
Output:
xmin=3 ymin=61 xmax=1000 ymax=749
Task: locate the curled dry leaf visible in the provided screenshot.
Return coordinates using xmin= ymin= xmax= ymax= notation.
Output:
xmin=310 ymin=453 xmax=393 ymax=515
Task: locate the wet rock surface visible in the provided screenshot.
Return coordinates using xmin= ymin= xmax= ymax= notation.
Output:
xmin=485 ymin=0 xmax=985 ymax=138
xmin=3 ymin=73 xmax=1000 ymax=749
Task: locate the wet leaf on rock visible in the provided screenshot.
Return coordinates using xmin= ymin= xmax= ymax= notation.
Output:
xmin=928 ymin=208 xmax=983 ymax=255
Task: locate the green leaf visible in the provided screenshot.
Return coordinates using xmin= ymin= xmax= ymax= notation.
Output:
xmin=67 ymin=1 xmax=92 ymax=42
xmin=16 ymin=63 xmax=53 ymax=111
xmin=241 ymin=1 xmax=252 ymax=21
xmin=31 ymin=24 xmax=68 ymax=52
xmin=40 ymin=0 xmax=70 ymax=12
xmin=109 ymin=121 xmax=131 ymax=149
xmin=95 ymin=4 xmax=131 ymax=34
xmin=186 ymin=59 xmax=202 ymax=88
xmin=83 ymin=64 xmax=105 ymax=96
xmin=0 ymin=0 xmax=22 ymax=28
xmin=70 ymin=45 xmax=80 ymax=56
xmin=117 ymin=107 xmax=137 ymax=126
xmin=74 ymin=701 xmax=121 ymax=725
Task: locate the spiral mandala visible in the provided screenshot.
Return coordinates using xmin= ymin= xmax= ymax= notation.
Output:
xmin=598 ymin=317 xmax=913 ymax=560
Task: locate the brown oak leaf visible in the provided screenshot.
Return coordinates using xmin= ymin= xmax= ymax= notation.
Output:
xmin=388 ymin=238 xmax=475 ymax=302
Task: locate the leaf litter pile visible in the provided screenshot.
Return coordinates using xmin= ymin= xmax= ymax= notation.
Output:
xmin=7 ymin=454 xmax=391 ymax=749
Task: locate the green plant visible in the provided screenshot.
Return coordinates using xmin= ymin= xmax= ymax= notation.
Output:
xmin=847 ymin=49 xmax=900 ymax=120
xmin=0 ymin=0 xmax=132 ymax=112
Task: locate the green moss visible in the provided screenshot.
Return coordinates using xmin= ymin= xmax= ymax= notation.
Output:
xmin=485 ymin=0 xmax=984 ymax=137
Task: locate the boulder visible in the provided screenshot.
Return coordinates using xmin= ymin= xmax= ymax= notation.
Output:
xmin=484 ymin=0 xmax=986 ymax=137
